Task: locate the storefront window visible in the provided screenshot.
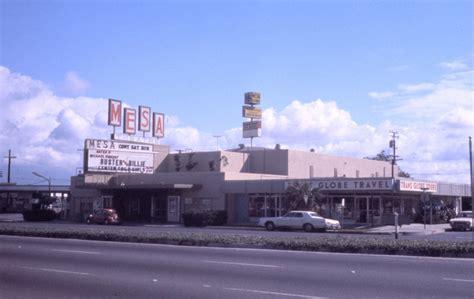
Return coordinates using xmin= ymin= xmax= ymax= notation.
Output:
xmin=248 ymin=194 xmax=283 ymax=218
xmin=249 ymin=195 xmax=265 ymax=217
xmin=343 ymin=198 xmax=355 ymax=219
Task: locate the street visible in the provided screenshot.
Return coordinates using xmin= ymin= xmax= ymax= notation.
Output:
xmin=1 ymin=235 xmax=473 ymax=299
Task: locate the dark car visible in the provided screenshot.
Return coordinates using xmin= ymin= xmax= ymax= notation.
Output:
xmin=86 ymin=208 xmax=121 ymax=225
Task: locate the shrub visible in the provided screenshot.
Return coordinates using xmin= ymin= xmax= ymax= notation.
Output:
xmin=182 ymin=211 xmax=209 ymax=227
xmin=23 ymin=210 xmax=57 ymax=221
xmin=208 ymin=210 xmax=227 ymax=226
xmin=182 ymin=210 xmax=228 ymax=226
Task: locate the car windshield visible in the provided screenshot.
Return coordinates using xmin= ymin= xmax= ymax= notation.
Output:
xmin=308 ymin=212 xmax=320 ymax=217
xmin=457 ymin=212 xmax=472 ymax=218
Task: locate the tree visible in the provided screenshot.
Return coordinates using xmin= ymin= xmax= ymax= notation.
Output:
xmin=364 ymin=150 xmax=391 ymax=162
xmin=364 ymin=150 xmax=410 ymax=178
xmin=174 ymin=154 xmax=182 ymax=172
xmin=185 ymin=153 xmax=198 ymax=171
xmin=284 ymin=181 xmax=325 ymax=212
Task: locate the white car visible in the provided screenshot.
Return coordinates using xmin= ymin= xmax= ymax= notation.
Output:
xmin=449 ymin=211 xmax=473 ymax=231
xmin=258 ymin=210 xmax=341 ymax=232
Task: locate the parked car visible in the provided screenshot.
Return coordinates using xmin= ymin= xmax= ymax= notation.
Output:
xmin=449 ymin=211 xmax=472 ymax=231
xmin=86 ymin=208 xmax=121 ymax=225
xmin=258 ymin=210 xmax=341 ymax=232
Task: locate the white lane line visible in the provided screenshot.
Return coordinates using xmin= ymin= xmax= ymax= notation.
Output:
xmin=202 ymin=260 xmax=282 ymax=268
xmin=443 ymin=278 xmax=474 ymax=283
xmin=52 ymin=249 xmax=101 ymax=255
xmin=19 ymin=266 xmax=94 ymax=276
xmin=223 ymin=287 xmax=327 ymax=299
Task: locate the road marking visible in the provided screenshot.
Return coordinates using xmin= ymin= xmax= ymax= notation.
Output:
xmin=203 ymin=260 xmax=282 ymax=268
xmin=443 ymin=278 xmax=474 ymax=283
xmin=19 ymin=266 xmax=93 ymax=276
xmin=455 ymin=237 xmax=472 ymax=239
xmin=223 ymin=287 xmax=327 ymax=298
xmin=52 ymin=249 xmax=101 ymax=255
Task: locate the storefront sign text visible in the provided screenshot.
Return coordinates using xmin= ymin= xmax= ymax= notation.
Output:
xmin=399 ymin=180 xmax=438 ymax=193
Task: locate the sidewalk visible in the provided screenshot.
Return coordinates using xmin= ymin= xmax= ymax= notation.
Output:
xmin=0 ymin=213 xmax=450 ymax=236
xmin=0 ymin=213 xmax=23 ymax=222
xmin=363 ymin=223 xmax=450 ymax=235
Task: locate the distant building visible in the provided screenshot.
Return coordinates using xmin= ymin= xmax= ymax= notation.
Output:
xmin=0 ymin=184 xmax=70 ymax=218
xmin=69 ymin=139 xmax=471 ymax=225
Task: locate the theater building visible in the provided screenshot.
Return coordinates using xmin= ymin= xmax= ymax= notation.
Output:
xmin=69 ymin=139 xmax=471 ymax=226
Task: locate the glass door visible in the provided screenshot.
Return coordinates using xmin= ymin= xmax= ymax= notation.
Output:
xmin=358 ymin=197 xmax=368 ymax=223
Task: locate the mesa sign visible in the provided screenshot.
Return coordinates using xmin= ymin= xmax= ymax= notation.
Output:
xmin=108 ymin=99 xmax=164 ymax=138
xmin=84 ymin=139 xmax=154 ymax=174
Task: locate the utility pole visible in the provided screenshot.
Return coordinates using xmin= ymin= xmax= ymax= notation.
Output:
xmin=389 ymin=131 xmax=401 ymax=179
xmin=469 ymin=136 xmax=473 ymax=241
xmin=213 ymin=135 xmax=222 ymax=151
xmin=4 ymin=149 xmax=17 ymax=183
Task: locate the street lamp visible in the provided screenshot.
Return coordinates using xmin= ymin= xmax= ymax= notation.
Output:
xmin=32 ymin=172 xmax=51 ymax=199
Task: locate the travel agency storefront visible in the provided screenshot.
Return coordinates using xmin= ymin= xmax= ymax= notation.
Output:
xmin=225 ymin=177 xmax=468 ymax=226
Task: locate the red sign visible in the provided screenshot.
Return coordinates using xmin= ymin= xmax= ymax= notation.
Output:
xmin=138 ymin=106 xmax=151 ymax=132
xmin=123 ymin=108 xmax=136 ymax=135
xmin=108 ymin=99 xmax=122 ymax=126
xmin=153 ymin=113 xmax=165 ymax=138
xmin=108 ymin=100 xmax=164 ymax=138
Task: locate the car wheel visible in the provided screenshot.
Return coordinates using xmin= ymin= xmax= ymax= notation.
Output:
xmin=265 ymin=222 xmax=275 ymax=231
xmin=303 ymin=223 xmax=314 ymax=232
xmin=86 ymin=218 xmax=91 ymax=225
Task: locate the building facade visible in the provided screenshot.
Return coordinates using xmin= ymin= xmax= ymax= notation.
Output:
xmin=69 ymin=138 xmax=471 ymax=226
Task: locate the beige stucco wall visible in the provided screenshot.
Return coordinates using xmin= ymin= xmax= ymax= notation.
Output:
xmin=153 ymin=144 xmax=171 ymax=172
xmin=287 ymin=150 xmax=396 ymax=179
xmin=247 ymin=149 xmax=289 ymax=175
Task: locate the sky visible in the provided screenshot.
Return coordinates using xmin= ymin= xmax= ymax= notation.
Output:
xmin=0 ymin=0 xmax=473 ymax=186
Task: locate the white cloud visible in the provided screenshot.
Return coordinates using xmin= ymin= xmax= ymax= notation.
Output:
xmin=439 ymin=60 xmax=468 ymax=71
xmin=368 ymin=91 xmax=395 ymax=100
xmin=62 ymin=71 xmax=90 ymax=96
xmin=397 ymin=83 xmax=435 ymax=93
xmin=1 ymin=64 xmax=472 ymax=185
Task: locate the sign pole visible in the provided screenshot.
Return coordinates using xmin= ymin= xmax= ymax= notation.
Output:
xmin=469 ymin=136 xmax=473 ymax=241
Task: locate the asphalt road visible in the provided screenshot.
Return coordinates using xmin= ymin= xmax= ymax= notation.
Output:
xmin=1 ymin=235 xmax=473 ymax=299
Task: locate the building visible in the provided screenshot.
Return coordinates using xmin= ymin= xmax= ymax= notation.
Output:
xmin=69 ymin=139 xmax=471 ymax=225
xmin=0 ymin=183 xmax=70 ymax=218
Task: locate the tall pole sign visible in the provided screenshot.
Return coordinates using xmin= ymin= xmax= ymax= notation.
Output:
xmin=469 ymin=136 xmax=473 ymax=241
xmin=242 ymin=92 xmax=262 ymax=147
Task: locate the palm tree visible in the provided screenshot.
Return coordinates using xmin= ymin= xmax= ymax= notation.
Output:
xmin=284 ymin=181 xmax=325 ymax=212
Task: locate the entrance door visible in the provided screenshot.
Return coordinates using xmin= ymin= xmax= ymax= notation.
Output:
xmin=167 ymin=196 xmax=180 ymax=222
xmin=358 ymin=197 xmax=368 ymax=223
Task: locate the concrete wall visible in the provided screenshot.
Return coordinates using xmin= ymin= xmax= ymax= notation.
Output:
xmin=69 ymin=176 xmax=102 ymax=221
xmin=164 ymin=151 xmax=251 ymax=174
xmin=113 ymin=172 xmax=227 ymax=210
xmin=165 ymin=152 xmax=221 ymax=172
xmin=287 ymin=150 xmax=395 ymax=179
xmin=247 ymin=149 xmax=289 ymax=175
xmin=153 ymin=144 xmax=171 ymax=172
